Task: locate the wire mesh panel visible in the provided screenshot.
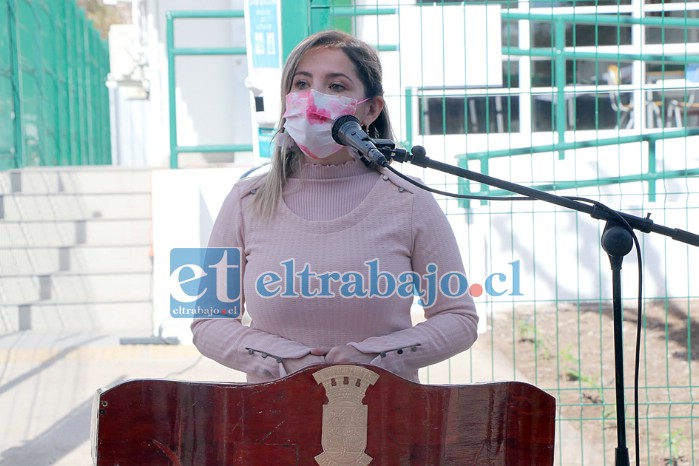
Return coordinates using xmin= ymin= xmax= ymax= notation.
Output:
xmin=0 ymin=0 xmax=18 ymax=169
xmin=311 ymin=1 xmax=699 ymax=464
xmin=0 ymin=0 xmax=111 ymax=170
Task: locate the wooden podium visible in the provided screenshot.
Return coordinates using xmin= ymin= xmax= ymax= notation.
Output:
xmin=92 ymin=364 xmax=556 ymax=465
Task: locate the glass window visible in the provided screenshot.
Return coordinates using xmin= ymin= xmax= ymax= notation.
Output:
xmin=532 ymin=1 xmax=630 ymax=5
xmin=503 ymin=20 xmax=518 ymax=48
xmin=529 ymin=17 xmax=633 ymax=90
xmin=503 ymin=59 xmax=519 ymax=88
xmin=531 ymin=18 xmax=631 ymax=49
xmin=645 ymin=0 xmax=693 ymax=3
xmin=417 ymin=0 xmax=519 ymax=5
xmin=645 ymin=10 xmax=699 ymax=45
xmin=418 ymin=95 xmax=520 ymax=135
xmin=531 ymin=93 xmax=622 ymax=132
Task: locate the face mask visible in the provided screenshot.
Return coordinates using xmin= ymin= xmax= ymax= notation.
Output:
xmin=282 ymin=89 xmax=368 ymax=160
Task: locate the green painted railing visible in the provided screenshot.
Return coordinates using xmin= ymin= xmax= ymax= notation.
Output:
xmin=0 ymin=0 xmax=111 ymax=170
xmin=166 ymin=10 xmax=252 ymax=169
xmin=456 ymin=128 xmax=699 ymax=208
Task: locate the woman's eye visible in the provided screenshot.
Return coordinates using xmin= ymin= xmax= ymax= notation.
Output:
xmin=329 ymin=82 xmax=346 ymax=92
xmin=294 ymin=80 xmax=309 ymax=90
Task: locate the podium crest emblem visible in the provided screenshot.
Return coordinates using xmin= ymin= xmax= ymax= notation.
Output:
xmin=313 ymin=366 xmax=379 ymax=466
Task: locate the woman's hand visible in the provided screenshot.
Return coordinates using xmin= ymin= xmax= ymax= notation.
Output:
xmin=283 ymin=353 xmax=325 ymax=375
xmin=311 ymin=345 xmax=378 ymax=364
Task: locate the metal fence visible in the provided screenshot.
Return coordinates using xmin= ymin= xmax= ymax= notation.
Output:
xmin=306 ymin=2 xmax=698 ymax=465
xmin=0 ymin=0 xmax=111 ymax=170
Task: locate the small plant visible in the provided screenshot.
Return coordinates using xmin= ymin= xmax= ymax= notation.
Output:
xmin=516 ymin=318 xmax=536 ymax=343
xmin=602 ymin=402 xmax=616 ymax=424
xmin=515 ymin=318 xmax=551 ymax=359
xmin=558 ymin=345 xmax=604 ymax=405
xmin=559 ymin=344 xmax=580 ymax=381
xmin=661 ymin=428 xmax=687 ymax=466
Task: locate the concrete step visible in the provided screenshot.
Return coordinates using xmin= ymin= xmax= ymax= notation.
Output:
xmin=0 ymin=218 xmax=151 ymax=247
xmin=0 ymin=271 xmax=152 ymax=303
xmin=0 ymin=167 xmax=156 ymax=335
xmin=0 ymin=193 xmax=152 ymax=221
xmin=0 ymin=166 xmax=153 ymax=194
xmin=0 ymin=245 xmax=152 ymax=275
xmin=0 ymin=301 xmax=154 ymax=332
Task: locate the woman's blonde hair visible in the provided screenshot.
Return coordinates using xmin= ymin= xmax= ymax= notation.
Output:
xmin=253 ymin=30 xmax=394 ymax=217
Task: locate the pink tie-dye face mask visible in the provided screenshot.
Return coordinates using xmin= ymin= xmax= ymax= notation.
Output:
xmin=282 ymin=89 xmax=368 ymax=160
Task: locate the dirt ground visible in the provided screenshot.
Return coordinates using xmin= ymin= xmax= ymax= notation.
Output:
xmin=486 ymin=298 xmax=699 ymax=466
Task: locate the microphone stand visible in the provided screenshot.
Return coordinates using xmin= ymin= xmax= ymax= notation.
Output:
xmin=373 ymin=141 xmax=699 ymax=466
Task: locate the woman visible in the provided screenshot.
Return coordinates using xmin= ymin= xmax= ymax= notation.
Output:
xmin=191 ymin=30 xmax=478 ymax=383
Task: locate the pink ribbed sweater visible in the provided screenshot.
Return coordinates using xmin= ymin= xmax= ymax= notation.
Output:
xmin=190 ymin=159 xmax=478 ymax=383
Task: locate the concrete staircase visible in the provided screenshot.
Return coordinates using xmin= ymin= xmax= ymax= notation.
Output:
xmin=0 ymin=166 xmax=154 ymax=334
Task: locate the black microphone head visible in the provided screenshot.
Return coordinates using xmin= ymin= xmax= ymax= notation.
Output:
xmin=331 ymin=114 xmax=361 ymax=144
xmin=411 ymin=145 xmax=426 ymax=157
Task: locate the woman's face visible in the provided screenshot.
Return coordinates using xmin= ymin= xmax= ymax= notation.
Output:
xmin=292 ymin=47 xmax=366 ymax=101
xmin=289 ymin=47 xmax=384 ymax=163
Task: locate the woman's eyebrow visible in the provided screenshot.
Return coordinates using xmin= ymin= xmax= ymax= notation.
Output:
xmin=292 ymin=71 xmax=312 ymax=79
xmin=328 ymin=73 xmax=356 ymax=86
xmin=326 ymin=72 xmax=353 ymax=81
xmin=292 ymin=70 xmax=354 ymax=83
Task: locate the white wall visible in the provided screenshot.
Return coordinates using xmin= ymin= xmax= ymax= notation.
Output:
xmin=151 ymin=165 xmax=262 ymax=341
xmin=109 ymin=86 xmax=149 ymax=166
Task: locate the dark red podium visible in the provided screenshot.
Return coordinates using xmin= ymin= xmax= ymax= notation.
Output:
xmin=92 ymin=364 xmax=555 ymax=465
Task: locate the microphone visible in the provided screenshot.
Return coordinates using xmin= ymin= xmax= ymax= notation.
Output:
xmin=331 ymin=115 xmax=389 ymax=167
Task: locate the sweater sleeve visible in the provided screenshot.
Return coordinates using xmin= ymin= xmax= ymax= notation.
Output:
xmin=190 ymin=181 xmax=319 ymax=380
xmin=348 ymin=186 xmax=479 ymax=375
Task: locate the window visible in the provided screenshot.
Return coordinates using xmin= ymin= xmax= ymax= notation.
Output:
xmin=418 ymin=95 xmax=520 ymax=135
